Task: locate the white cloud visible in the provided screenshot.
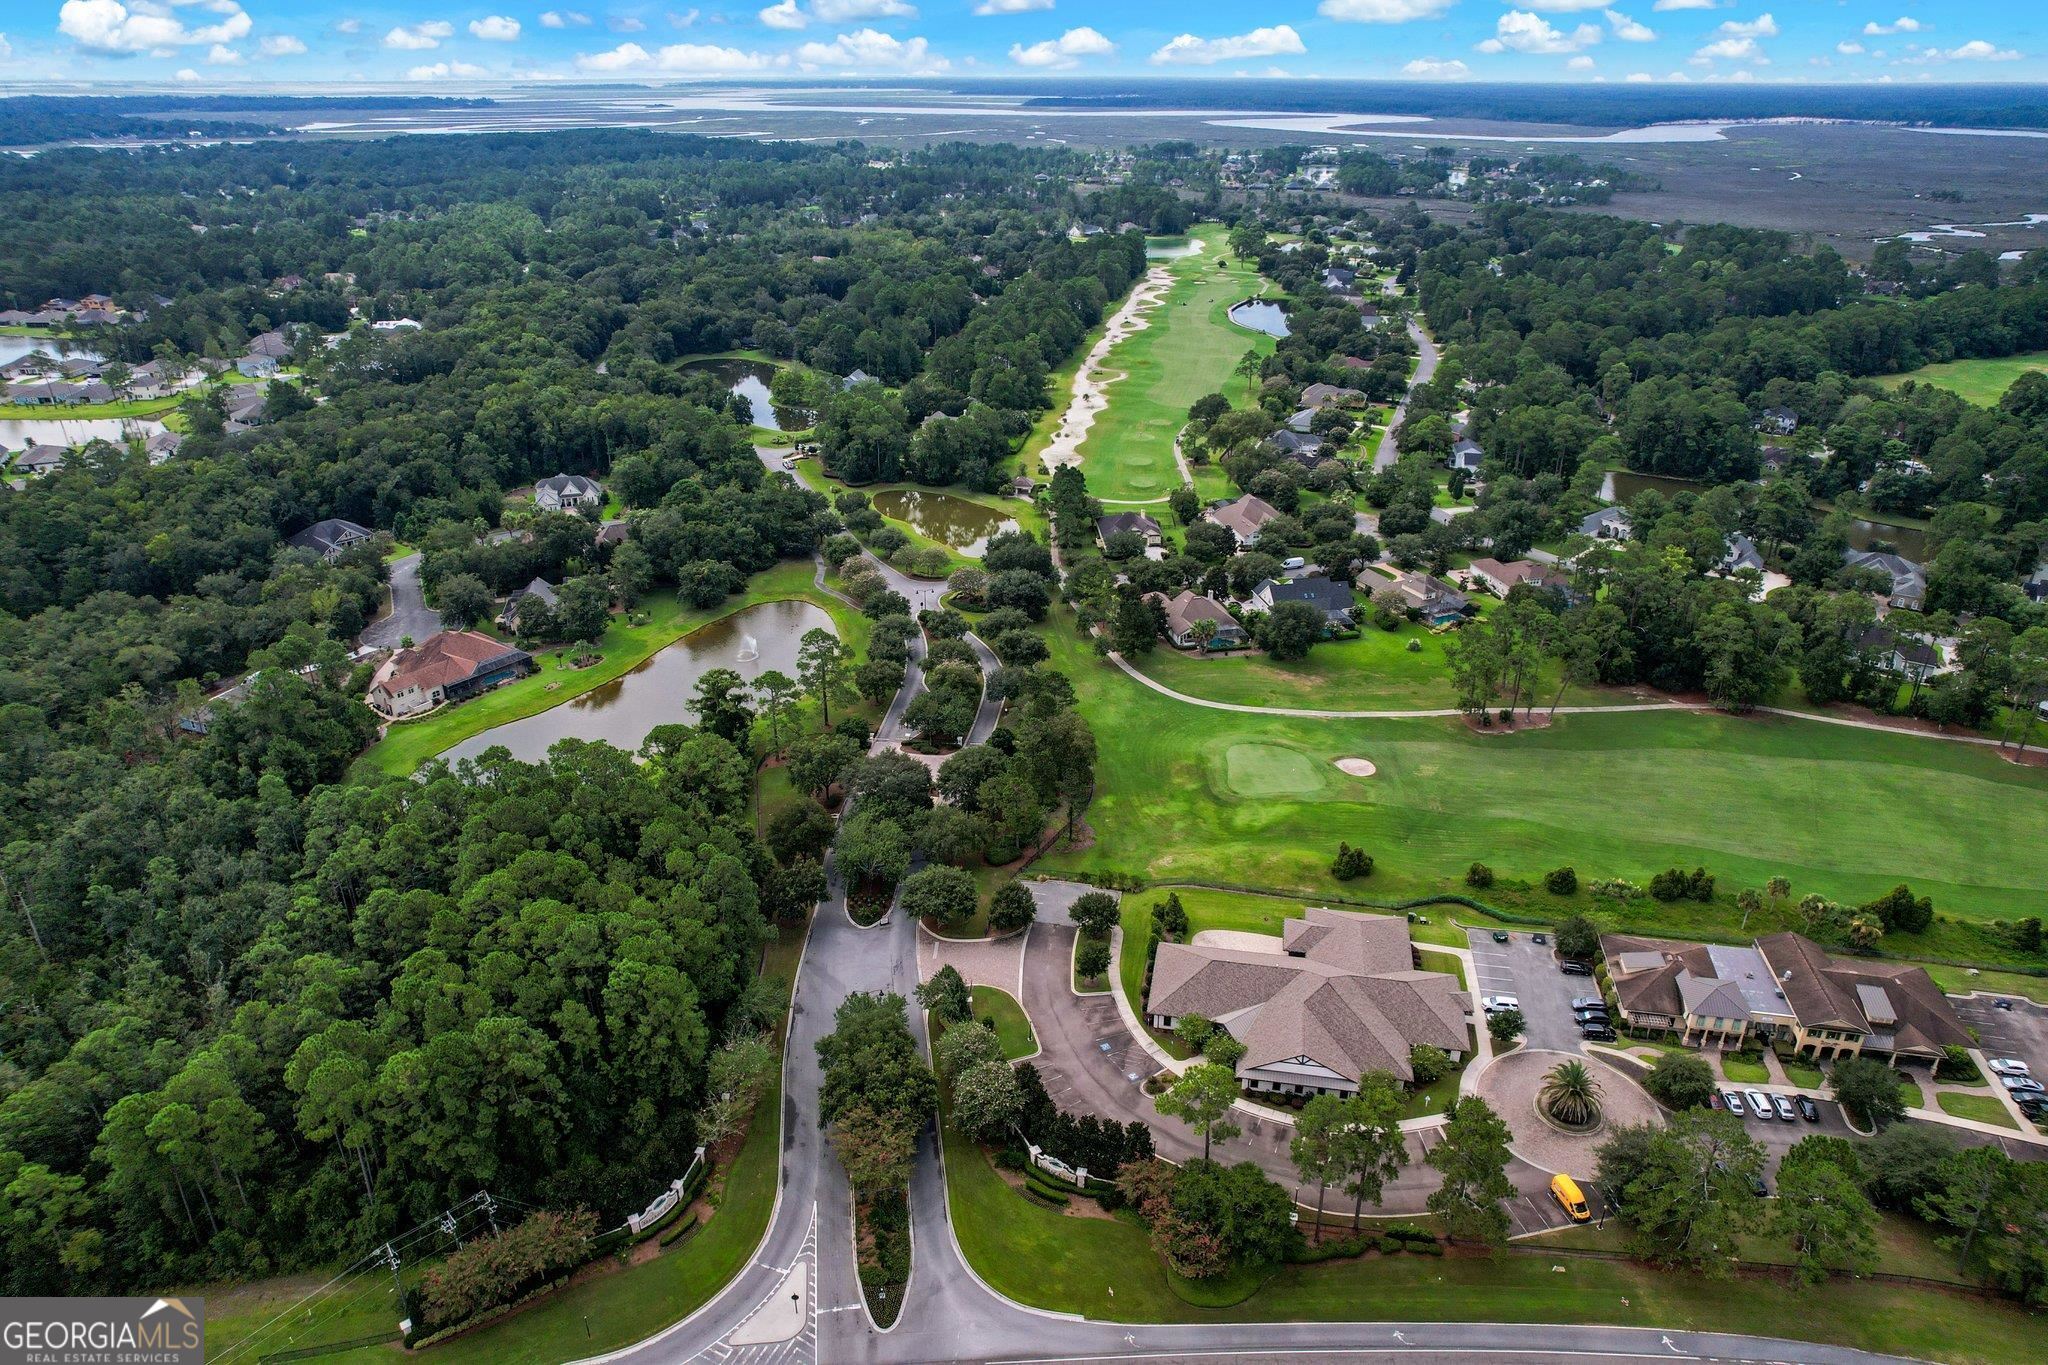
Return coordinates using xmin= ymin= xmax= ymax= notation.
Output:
xmin=814 ymin=0 xmax=918 ymax=20
xmin=577 ymin=39 xmax=779 ymax=70
xmin=1477 ymin=12 xmax=1601 ymax=54
xmin=610 ymin=16 xmax=648 ymax=32
xmin=59 ymin=0 xmax=254 ymax=53
xmin=1864 ymin=18 xmax=1922 ymax=36
xmin=1008 ymin=25 xmax=1112 ymax=68
xmin=1401 ymin=55 xmax=1469 ymax=77
xmin=795 ymin=27 xmax=946 ymax=69
xmin=382 ymin=22 xmax=454 ymax=51
xmin=1508 ymin=0 xmax=1610 ymax=10
xmin=470 ymin=16 xmax=521 ymax=42
xmin=1317 ymin=0 xmax=1455 ymax=20
xmin=1691 ymin=35 xmax=1765 ymax=63
xmin=1650 ymin=0 xmax=1722 ymax=8
xmin=540 ymin=11 xmax=593 ymax=26
xmin=1605 ymin=9 xmax=1654 ymax=41
xmin=974 ymin=0 xmax=1053 ymax=12
xmin=1835 ymin=40 xmax=1864 ymax=55
xmin=1567 ymin=53 xmax=1595 ymax=69
xmin=1150 ymin=25 xmax=1305 ymax=65
xmin=760 ymin=1 xmax=807 ymax=29
xmin=669 ymin=8 xmax=700 ymax=24
xmin=408 ymin=60 xmax=488 ymax=79
xmin=257 ymin=34 xmax=305 ymax=56
xmin=206 ymin=42 xmax=240 ymax=64
xmin=334 ymin=19 xmax=362 ymax=35
xmin=1625 ymin=69 xmax=1654 ymax=80
xmin=1922 ymin=39 xmax=2021 ymax=62
xmin=1717 ymin=13 xmax=1777 ymax=38
xmin=175 ymin=65 xmax=200 ymax=80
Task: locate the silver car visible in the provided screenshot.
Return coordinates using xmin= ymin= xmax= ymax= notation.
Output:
xmin=1771 ymin=1094 xmax=1797 ymax=1121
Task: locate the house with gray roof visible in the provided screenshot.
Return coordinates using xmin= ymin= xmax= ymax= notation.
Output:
xmin=286 ymin=518 xmax=373 ymax=561
xmin=1248 ymin=573 xmax=1355 ymax=628
xmin=1842 ymin=549 xmax=1927 ymax=611
xmin=499 ymin=577 xmax=560 ymax=635
xmin=1579 ymin=506 xmax=1634 ymax=541
xmin=1146 ymin=907 xmax=1468 ymax=1096
xmin=1448 ymin=437 xmax=1483 ymax=473
xmin=534 ymin=473 xmax=604 ymax=512
xmin=1146 ymin=589 xmax=1246 ymax=650
xmin=1095 ymin=510 xmax=1162 ymax=548
xmin=1718 ymin=532 xmax=1765 ymax=576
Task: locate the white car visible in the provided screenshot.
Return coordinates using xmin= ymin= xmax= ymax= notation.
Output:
xmin=1744 ymin=1089 xmax=1773 ymax=1117
xmin=1986 ymin=1058 xmax=2030 ymax=1077
xmin=1482 ymin=995 xmax=1520 ymax=1014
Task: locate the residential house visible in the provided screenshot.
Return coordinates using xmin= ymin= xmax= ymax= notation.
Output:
xmin=1268 ymin=430 xmax=1326 ymax=466
xmin=1321 ymin=266 xmax=1358 ymax=293
xmin=1146 ymin=908 xmax=1469 ymax=1096
xmin=1285 ymin=409 xmax=1316 ymax=434
xmin=1578 ymin=507 xmax=1634 ymax=541
xmin=367 ymin=630 xmax=535 ymax=718
xmin=1856 ymin=625 xmax=1945 ymax=683
xmin=499 ymin=578 xmax=560 ymax=634
xmin=224 ymin=392 xmax=269 ymax=430
xmin=534 ymin=473 xmax=605 ymax=512
xmin=1249 ymin=574 xmax=1355 ymax=629
xmin=145 ymin=430 xmax=184 ymax=465
xmin=237 ymin=354 xmax=280 ymax=379
xmin=1387 ymin=571 xmax=1470 ymax=626
xmin=14 ymin=444 xmax=67 ymax=476
xmin=286 ymin=517 xmax=374 ymax=561
xmin=2025 ymin=561 xmax=2048 ymax=603
xmin=1299 ymin=383 xmax=1364 ymax=411
xmin=1448 ymin=437 xmax=1483 ymax=473
xmin=1207 ymin=493 xmax=1281 ymax=546
xmin=840 ymin=368 xmax=874 ymax=390
xmin=1464 ymin=557 xmax=1568 ymax=599
xmin=1719 ymin=532 xmax=1765 ymax=576
xmin=244 ymin=329 xmax=296 ymax=362
xmin=594 ymin=519 xmax=631 ymax=549
xmin=1147 ymin=589 xmax=1247 ymax=651
xmin=1758 ymin=406 xmax=1799 ymax=436
xmin=1096 ymin=510 xmax=1163 ymax=549
xmin=1841 ymin=549 xmax=1927 ymax=612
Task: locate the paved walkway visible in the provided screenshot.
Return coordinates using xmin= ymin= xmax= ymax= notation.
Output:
xmin=917 ymin=924 xmax=1025 ymax=999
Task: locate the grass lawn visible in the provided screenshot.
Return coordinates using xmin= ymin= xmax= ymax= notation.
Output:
xmin=1781 ymin=1059 xmax=1825 ymax=1089
xmin=1921 ymin=962 xmax=2048 ymax=1005
xmin=1720 ymin=1055 xmax=1770 ymax=1084
xmin=1040 ymin=611 xmax=2048 ymax=925
xmin=941 ymin=1111 xmax=2042 ymax=1361
xmin=971 ymin=985 xmax=1037 ymax=1060
xmin=1879 ymin=350 xmax=2048 ymax=406
xmin=1937 ymin=1091 xmax=2018 ymax=1128
xmin=359 ymin=560 xmax=870 ymax=778
xmin=1897 ymin=1075 xmax=1927 ymax=1110
xmin=0 ymin=394 xmax=183 ymax=420
xmin=1075 ymin=225 xmax=1274 ymax=503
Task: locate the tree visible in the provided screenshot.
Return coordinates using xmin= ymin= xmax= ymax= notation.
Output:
xmin=553 ymin=574 xmax=613 ymax=642
xmin=699 ymin=1033 xmax=777 ymax=1146
xmin=1111 ymin=592 xmax=1160 ymax=655
xmin=1554 ymin=912 xmax=1599 ymax=961
xmin=900 ymin=865 xmax=977 ymax=929
xmin=1334 ymin=1075 xmax=1408 ymax=1228
xmin=691 ymin=667 xmax=756 ymax=744
xmin=1599 ymin=1110 xmax=1762 ymax=1272
xmin=933 ymin=1019 xmax=1003 ymax=1082
xmin=1290 ymin=1093 xmax=1349 ymax=1240
xmin=1425 ymin=1097 xmax=1516 ymax=1247
xmin=952 ymin=1059 xmax=1024 ymax=1142
xmin=434 ymin=573 xmax=495 ymax=629
xmin=795 ymin=630 xmax=852 ymax=734
xmin=1155 ymin=1063 xmax=1242 ymax=1161
xmin=1234 ymin=349 xmax=1263 ymax=399
xmin=989 ymin=881 xmax=1037 ymax=934
xmin=1772 ymin=1140 xmax=1878 ymax=1283
xmin=1544 ymin=866 xmax=1578 ymax=896
xmin=1643 ymin=1053 xmax=1716 ymax=1111
xmin=1151 ymin=892 xmax=1189 ymax=941
xmin=1831 ymin=1056 xmax=1907 ymax=1130
xmin=609 ymin=539 xmax=653 ymax=607
xmin=833 ymin=1102 xmax=917 ymax=1196
xmin=1486 ymin=1007 xmax=1524 ymax=1049
xmin=750 ymin=669 xmax=801 ymax=757
xmin=1171 ymin=1159 xmax=1299 ymax=1271
xmin=1539 ymin=1059 xmax=1602 ymax=1128
xmin=1331 ymin=842 xmax=1373 ymax=880
xmin=916 ymin=964 xmax=972 ymax=1025
xmin=835 ymin=810 xmax=910 ymax=890
xmin=1256 ymin=600 xmax=1325 ymax=662
xmin=786 ymin=729 xmax=859 ymax=801
xmin=1069 ymin=890 xmax=1120 ymax=937
xmin=1074 ymin=937 xmax=1111 ymax=984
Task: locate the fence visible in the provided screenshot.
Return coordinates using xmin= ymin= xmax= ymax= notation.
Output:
xmin=258 ymin=1331 xmax=402 ymax=1364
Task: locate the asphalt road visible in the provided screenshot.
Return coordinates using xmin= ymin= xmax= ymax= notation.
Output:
xmin=358 ymin=552 xmax=441 ymax=650
xmin=1371 ymin=317 xmax=1440 ymax=473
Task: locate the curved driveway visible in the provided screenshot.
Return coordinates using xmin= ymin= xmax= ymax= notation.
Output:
xmin=359 ymin=552 xmax=441 ymax=649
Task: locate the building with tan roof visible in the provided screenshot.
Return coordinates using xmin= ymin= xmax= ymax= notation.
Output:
xmin=367 ymin=630 xmax=534 ymax=718
xmin=1205 ymin=493 xmax=1280 ymax=546
xmin=1146 ymin=908 xmax=1469 ymax=1096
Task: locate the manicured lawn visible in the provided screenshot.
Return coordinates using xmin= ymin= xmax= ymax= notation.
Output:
xmin=1041 ymin=612 xmax=2048 ymax=924
xmin=1781 ymin=1059 xmax=1825 ymax=1089
xmin=1879 ymin=350 xmax=2048 ymax=406
xmin=1897 ymin=1075 xmax=1927 ymax=1110
xmin=942 ymin=1111 xmax=2042 ymax=1361
xmin=1720 ymin=1055 xmax=1770 ymax=1085
xmin=1921 ymin=962 xmax=2048 ymax=1005
xmin=0 ymin=395 xmax=184 ymax=420
xmin=971 ymin=985 xmax=1037 ymax=1061
xmin=359 ymin=560 xmax=870 ymax=777
xmin=1076 ymin=225 xmax=1274 ymax=502
xmin=1937 ymin=1091 xmax=2018 ymax=1128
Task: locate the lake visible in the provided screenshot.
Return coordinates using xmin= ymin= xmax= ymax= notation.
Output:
xmin=1843 ymin=518 xmax=1930 ymax=563
xmin=870 ymin=489 xmax=1018 ymax=558
xmin=682 ymin=357 xmax=809 ymax=432
xmin=1599 ymin=470 xmax=1710 ymax=503
xmin=1146 ymin=237 xmax=1201 ymax=259
xmin=437 ymin=599 xmax=834 ymax=766
xmin=1227 ymin=298 xmax=1290 ymax=338
xmin=0 ymin=335 xmax=100 ymax=368
xmin=0 ymin=416 xmax=166 ymax=449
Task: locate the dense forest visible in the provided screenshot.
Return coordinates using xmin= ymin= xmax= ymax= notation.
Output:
xmin=0 ymin=131 xmax=1119 ymax=1293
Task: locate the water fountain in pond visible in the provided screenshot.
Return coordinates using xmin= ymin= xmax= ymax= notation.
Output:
xmin=737 ymin=633 xmax=760 ymax=662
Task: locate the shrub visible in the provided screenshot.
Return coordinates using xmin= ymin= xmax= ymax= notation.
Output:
xmin=1383 ymin=1222 xmax=1435 ymax=1244
xmin=1075 ymin=937 xmax=1111 ymax=983
xmin=1554 ymin=912 xmax=1600 ymax=961
xmin=1643 ymin=1052 xmax=1717 ymax=1111
xmin=1590 ymin=877 xmax=1642 ymax=902
xmin=1465 ymin=862 xmax=1494 ymax=889
xmin=989 ymin=881 xmax=1037 ymax=934
xmin=657 ymin=1211 xmax=700 ymax=1247
xmin=1408 ymin=1044 xmax=1452 ymax=1086
xmin=415 ymin=1210 xmax=598 ymax=1336
xmin=1545 ymin=866 xmax=1578 ymax=896
xmin=1649 ymin=868 xmax=1688 ymax=901
xmin=1331 ymin=842 xmax=1374 ymax=880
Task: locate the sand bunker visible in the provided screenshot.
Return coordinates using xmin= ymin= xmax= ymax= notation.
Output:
xmin=1334 ymin=757 xmax=1378 ymax=777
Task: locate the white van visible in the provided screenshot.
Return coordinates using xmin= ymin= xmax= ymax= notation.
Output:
xmin=1281 ymin=556 xmax=1306 ymax=571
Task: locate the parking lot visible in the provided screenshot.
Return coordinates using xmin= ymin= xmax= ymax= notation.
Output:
xmin=1953 ymin=992 xmax=2048 ymax=1083
xmin=1466 ymin=926 xmax=1590 ymax=1053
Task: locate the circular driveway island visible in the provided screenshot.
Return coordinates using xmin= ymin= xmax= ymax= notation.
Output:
xmin=1476 ymin=1047 xmax=1666 ymax=1176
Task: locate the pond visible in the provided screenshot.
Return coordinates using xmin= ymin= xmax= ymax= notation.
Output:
xmin=1844 ymin=517 xmax=1931 ymax=564
xmin=0 ymin=416 xmax=166 ymax=449
xmin=437 ymin=599 xmax=835 ymax=766
xmin=1146 ymin=237 xmax=1201 ymax=260
xmin=0 ymin=335 xmax=100 ymax=368
xmin=681 ymin=357 xmax=810 ymax=432
xmin=870 ymin=489 xmax=1019 ymax=558
xmin=1599 ymin=470 xmax=1709 ymax=504
xmin=1227 ymin=298 xmax=1291 ymax=338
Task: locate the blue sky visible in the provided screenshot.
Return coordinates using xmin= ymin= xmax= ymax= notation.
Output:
xmin=3 ymin=2 xmax=2040 ymax=86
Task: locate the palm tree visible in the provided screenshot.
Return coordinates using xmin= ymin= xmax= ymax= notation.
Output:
xmin=1539 ymin=1060 xmax=1603 ymax=1129
xmin=1190 ymin=619 xmax=1218 ymax=652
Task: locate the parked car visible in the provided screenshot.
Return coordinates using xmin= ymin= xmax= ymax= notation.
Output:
xmin=1532 ymin=932 xmax=1548 ymax=946
xmin=1492 ymin=930 xmax=1510 ymax=944
xmin=1560 ymin=960 xmax=1593 ymax=976
xmin=1714 ymin=1159 xmax=1768 ymax=1198
xmin=1280 ymin=555 xmax=1307 ymax=571
xmin=1771 ymin=1094 xmax=1797 ymax=1122
xmin=1571 ymin=997 xmax=1604 ymax=1011
xmin=2001 ymin=1075 xmax=2046 ymax=1094
xmin=1987 ymin=1058 xmax=2030 ymax=1077
xmin=1573 ymin=1006 xmax=1610 ymax=1022
xmin=1744 ymin=1089 xmax=1773 ymax=1116
xmin=1994 ymin=998 xmax=2015 ymax=1011
xmin=1795 ymin=1096 xmax=1820 ymax=1122
xmin=1483 ymin=995 xmax=1520 ymax=1014
xmin=1580 ymin=1023 xmax=1616 ymax=1042
xmin=1721 ymin=1090 xmax=1746 ymax=1117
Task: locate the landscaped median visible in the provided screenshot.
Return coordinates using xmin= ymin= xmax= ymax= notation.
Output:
xmin=359 ymin=559 xmax=871 ymax=777
xmin=938 ymin=1103 xmax=2046 ymax=1361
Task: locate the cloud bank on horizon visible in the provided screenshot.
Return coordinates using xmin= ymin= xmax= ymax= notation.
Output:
xmin=7 ymin=2 xmax=2038 ymax=85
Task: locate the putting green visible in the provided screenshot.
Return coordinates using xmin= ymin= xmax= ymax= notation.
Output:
xmin=1221 ymin=743 xmax=1327 ymax=798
